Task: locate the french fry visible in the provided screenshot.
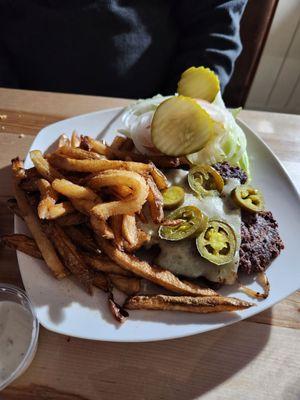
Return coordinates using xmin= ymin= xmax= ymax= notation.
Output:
xmin=64 ymin=225 xmax=99 ymax=253
xmin=58 ymin=134 xmax=71 ymax=148
xmin=6 ymin=198 xmax=24 ymax=219
xmin=122 ymin=215 xmax=138 ymax=246
xmin=57 ymin=145 xmax=103 ymax=160
xmin=56 ymin=212 xmax=88 ymax=226
xmin=146 ymin=176 xmax=164 ymax=224
xmin=19 ymin=176 xmax=39 ymax=192
xmin=1 ymin=234 xmax=42 ymax=259
xmin=108 ymin=185 xmax=132 ymax=199
xmin=80 ymin=136 xmax=108 ymax=156
xmin=44 ymin=222 xmax=93 ymax=293
xmin=89 ymin=170 xmax=149 ymax=219
xmin=52 ymin=178 xmax=98 ymax=201
xmin=71 ymin=131 xmax=81 ymax=147
xmin=96 ymin=237 xmax=218 ymax=297
xmin=90 ymin=214 xmax=114 ymax=240
xmin=149 ymin=163 xmax=168 ymax=190
xmin=13 ymin=176 xmax=67 ymax=279
xmin=37 ymin=179 xmax=74 ymax=220
xmin=124 ymin=295 xmax=253 ymax=313
xmin=123 ymin=229 xmax=150 ymax=253
xmin=110 ymin=215 xmax=124 ymax=250
xmin=48 ymin=153 xmax=151 ymax=174
xmin=108 ymin=292 xmax=129 ymax=323
xmin=109 ymin=274 xmax=141 ymax=296
xmin=30 ymin=150 xmax=63 ymax=182
xmin=93 ymin=271 xmax=109 ymax=292
xmin=37 ymin=179 xmax=58 ymax=219
xmin=11 ymin=157 xmax=26 ymax=180
xmin=83 ymin=253 xmax=132 ymax=276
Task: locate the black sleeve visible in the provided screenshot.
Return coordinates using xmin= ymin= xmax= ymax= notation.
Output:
xmin=163 ymin=0 xmax=247 ymax=94
xmin=0 ymin=41 xmax=19 ymax=89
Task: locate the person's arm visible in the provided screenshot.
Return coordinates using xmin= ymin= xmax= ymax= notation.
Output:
xmin=163 ymin=0 xmax=247 ymax=94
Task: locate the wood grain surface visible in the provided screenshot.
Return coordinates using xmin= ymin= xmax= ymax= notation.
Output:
xmin=0 ymin=88 xmax=299 ymax=400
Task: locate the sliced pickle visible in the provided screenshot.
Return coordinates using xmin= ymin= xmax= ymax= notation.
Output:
xmin=159 ymin=206 xmax=206 ymax=241
xmin=177 ymin=66 xmax=220 ymax=102
xmin=231 ymin=185 xmax=264 ymax=213
xmin=196 ymin=220 xmax=236 ymax=265
xmin=162 ymin=186 xmax=185 ymax=210
xmin=151 ymin=96 xmax=213 ymax=156
xmin=188 ymin=165 xmax=224 ymax=197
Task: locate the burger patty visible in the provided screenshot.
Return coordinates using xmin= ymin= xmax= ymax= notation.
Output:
xmin=213 ymin=162 xmax=284 ymax=274
xmin=239 ymin=211 xmax=284 ymax=274
xmin=213 ymin=161 xmax=248 ymax=184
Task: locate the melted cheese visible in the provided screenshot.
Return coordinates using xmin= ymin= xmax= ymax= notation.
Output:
xmin=145 ymin=170 xmax=241 ymax=284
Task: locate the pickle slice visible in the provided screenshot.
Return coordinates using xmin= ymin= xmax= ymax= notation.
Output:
xmin=177 ymin=66 xmax=220 ymax=102
xmin=151 ymin=96 xmax=213 ymax=156
xmin=162 ymin=186 xmax=185 ymax=209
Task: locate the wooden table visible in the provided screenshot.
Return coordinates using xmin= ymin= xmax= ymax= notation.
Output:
xmin=0 ymin=88 xmax=299 ymax=400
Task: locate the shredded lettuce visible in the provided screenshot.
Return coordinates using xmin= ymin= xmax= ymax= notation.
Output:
xmin=120 ymin=92 xmax=250 ymax=176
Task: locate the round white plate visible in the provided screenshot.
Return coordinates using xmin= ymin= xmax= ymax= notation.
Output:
xmin=15 ymin=107 xmax=300 ymax=342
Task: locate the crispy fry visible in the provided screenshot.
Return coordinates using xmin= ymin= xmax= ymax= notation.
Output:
xmin=19 ymin=176 xmax=39 ymax=192
xmin=122 ymin=215 xmax=138 ymax=246
xmin=44 ymin=222 xmax=93 ymax=293
xmin=149 ymin=163 xmax=168 ymax=190
xmin=108 ymin=185 xmax=132 ymax=199
xmin=124 ymin=295 xmax=253 ymax=313
xmin=238 ymin=272 xmax=270 ymax=299
xmin=109 ymin=274 xmax=141 ymax=296
xmin=30 ymin=150 xmax=63 ymax=182
xmin=89 ymin=170 xmax=149 ymax=219
xmin=64 ymin=225 xmax=99 ymax=253
xmin=52 ymin=178 xmax=98 ymax=201
xmin=90 ymin=214 xmax=114 ymax=240
xmin=83 ymin=253 xmax=132 ymax=276
xmin=108 ymin=292 xmax=128 ymax=323
xmin=58 ymin=134 xmax=71 ymax=148
xmin=110 ymin=215 xmax=124 ymax=250
xmin=71 ymin=131 xmax=81 ymax=147
xmin=93 ymin=271 xmax=109 ymax=292
xmin=1 ymin=234 xmax=42 ymax=259
xmin=146 ymin=176 xmax=164 ymax=224
xmin=80 ymin=136 xmax=108 ymax=156
xmin=96 ymin=237 xmax=218 ymax=297
xmin=13 ymin=177 xmax=67 ymax=279
xmin=37 ymin=178 xmax=58 ymax=219
xmin=56 ymin=212 xmax=88 ymax=226
xmin=37 ymin=179 xmax=74 ymax=220
xmin=136 ymin=209 xmax=148 ymax=224
xmin=7 ymin=198 xmax=24 ymax=219
xmin=123 ymin=228 xmax=150 ymax=253
xmin=48 ymin=153 xmax=151 ymax=174
xmin=11 ymin=157 xmax=26 ymax=181
xmin=57 ymin=145 xmax=103 ymax=160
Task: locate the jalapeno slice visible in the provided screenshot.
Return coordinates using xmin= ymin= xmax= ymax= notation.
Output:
xmin=231 ymin=185 xmax=264 ymax=213
xmin=188 ymin=165 xmax=224 ymax=197
xmin=159 ymin=206 xmax=207 ymax=241
xmin=196 ymin=220 xmax=236 ymax=265
xmin=162 ymin=185 xmax=185 ymax=210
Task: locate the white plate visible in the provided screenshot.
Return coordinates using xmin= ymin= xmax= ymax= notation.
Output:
xmin=15 ymin=108 xmax=300 ymax=342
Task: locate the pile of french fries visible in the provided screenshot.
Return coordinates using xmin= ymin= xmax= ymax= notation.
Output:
xmin=2 ymin=132 xmax=253 ymax=323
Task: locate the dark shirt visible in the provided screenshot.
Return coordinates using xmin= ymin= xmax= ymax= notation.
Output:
xmin=0 ymin=0 xmax=247 ymax=98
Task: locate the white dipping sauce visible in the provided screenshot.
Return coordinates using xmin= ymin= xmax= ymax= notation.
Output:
xmin=0 ymin=301 xmax=33 ymax=383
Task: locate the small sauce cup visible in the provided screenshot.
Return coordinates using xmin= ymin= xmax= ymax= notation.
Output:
xmin=0 ymin=284 xmax=39 ymax=391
